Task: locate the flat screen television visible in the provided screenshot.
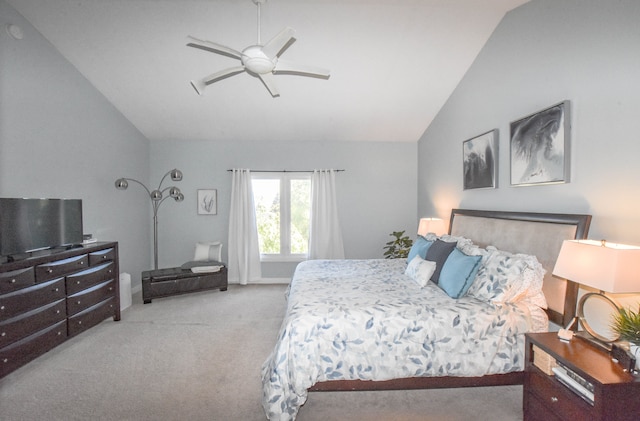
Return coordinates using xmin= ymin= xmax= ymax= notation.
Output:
xmin=0 ymin=198 xmax=83 ymax=258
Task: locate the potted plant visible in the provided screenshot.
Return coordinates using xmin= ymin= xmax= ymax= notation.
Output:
xmin=383 ymin=230 xmax=413 ymax=259
xmin=611 ymin=306 xmax=640 ymax=367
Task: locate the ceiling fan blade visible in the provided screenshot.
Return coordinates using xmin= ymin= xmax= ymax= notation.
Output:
xmin=187 ymin=36 xmax=242 ymax=60
xmin=190 ymin=66 xmax=246 ymax=95
xmin=274 ymin=58 xmax=330 ymax=78
xmin=258 ymin=72 xmax=280 ymax=97
xmin=261 ymin=27 xmax=296 ymax=58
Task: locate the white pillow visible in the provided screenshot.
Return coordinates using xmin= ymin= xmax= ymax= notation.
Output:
xmin=405 ymin=255 xmax=437 ymax=287
xmin=194 ymin=242 xmax=222 ymax=262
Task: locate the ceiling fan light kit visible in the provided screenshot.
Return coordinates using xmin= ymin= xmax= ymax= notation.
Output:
xmin=187 ymin=0 xmax=330 ymax=97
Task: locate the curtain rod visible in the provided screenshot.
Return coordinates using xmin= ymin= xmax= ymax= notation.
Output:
xmin=227 ymin=169 xmax=345 ymax=173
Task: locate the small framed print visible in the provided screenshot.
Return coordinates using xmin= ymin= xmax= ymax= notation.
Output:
xmin=510 ymin=101 xmax=570 ymax=186
xmin=463 ymin=129 xmax=498 ymax=190
xmin=197 ymin=189 xmax=217 ymax=215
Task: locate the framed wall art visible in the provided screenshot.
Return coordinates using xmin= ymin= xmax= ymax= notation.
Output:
xmin=510 ymin=101 xmax=570 ymax=186
xmin=463 ymin=129 xmax=498 ymax=190
xmin=197 ymin=189 xmax=217 ymax=215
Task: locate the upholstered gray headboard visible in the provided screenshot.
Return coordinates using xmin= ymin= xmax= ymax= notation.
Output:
xmin=449 ymin=209 xmax=591 ymax=327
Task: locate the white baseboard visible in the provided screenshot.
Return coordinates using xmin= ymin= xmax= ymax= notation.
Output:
xmin=229 ymin=277 xmax=290 ymax=285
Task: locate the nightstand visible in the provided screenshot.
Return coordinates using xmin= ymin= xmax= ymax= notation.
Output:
xmin=524 ymin=332 xmax=640 ymax=420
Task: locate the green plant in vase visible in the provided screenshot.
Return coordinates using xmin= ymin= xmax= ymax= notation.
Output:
xmin=383 ymin=231 xmax=413 ymax=259
xmin=611 ymin=307 xmax=640 ymax=345
xmin=611 ymin=306 xmax=640 ymax=369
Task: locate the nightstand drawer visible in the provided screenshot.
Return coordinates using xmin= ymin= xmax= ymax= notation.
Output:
xmin=525 ymin=391 xmax=562 ymax=421
xmin=528 ymin=369 xmax=592 ymax=419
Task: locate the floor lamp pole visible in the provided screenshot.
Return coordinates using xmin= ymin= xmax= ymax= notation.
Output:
xmin=115 ymin=169 xmax=184 ymax=270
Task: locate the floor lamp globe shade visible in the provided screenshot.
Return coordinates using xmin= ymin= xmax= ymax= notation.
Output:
xmin=176 ymin=193 xmax=185 ymax=202
xmin=151 ymin=190 xmax=163 ymax=201
xmin=170 ymin=169 xmax=183 ymax=181
xmin=115 ymin=179 xmax=128 ymax=189
xmin=169 ymin=187 xmax=181 ymax=198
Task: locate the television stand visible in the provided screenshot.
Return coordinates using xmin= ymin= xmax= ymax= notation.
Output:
xmin=1 ymin=242 xmax=120 ymax=378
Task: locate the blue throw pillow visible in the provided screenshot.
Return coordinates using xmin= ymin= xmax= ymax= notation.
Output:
xmin=407 ymin=236 xmax=433 ymax=263
xmin=438 ymin=248 xmax=483 ymax=299
xmin=424 ymin=239 xmax=457 ymax=284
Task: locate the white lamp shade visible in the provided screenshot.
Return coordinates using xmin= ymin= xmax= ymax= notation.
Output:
xmin=417 ymin=218 xmax=446 ymax=237
xmin=552 ymin=239 xmax=640 ymax=293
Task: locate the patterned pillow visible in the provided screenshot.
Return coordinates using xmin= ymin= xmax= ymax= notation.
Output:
xmin=405 ymin=255 xmax=437 ymax=287
xmin=467 ymin=247 xmax=547 ymax=308
xmin=407 ymin=236 xmax=434 ymax=263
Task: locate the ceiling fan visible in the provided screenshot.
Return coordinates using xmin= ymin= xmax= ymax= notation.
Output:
xmin=187 ymin=0 xmax=330 ymax=97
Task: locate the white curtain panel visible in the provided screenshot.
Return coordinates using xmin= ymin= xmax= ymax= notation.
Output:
xmin=228 ymin=169 xmax=262 ymax=284
xmin=309 ymin=169 xmax=345 ymax=259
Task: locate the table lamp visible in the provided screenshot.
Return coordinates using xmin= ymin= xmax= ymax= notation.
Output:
xmin=553 ymin=239 xmax=640 ymax=344
xmin=417 ymin=218 xmax=446 ymax=237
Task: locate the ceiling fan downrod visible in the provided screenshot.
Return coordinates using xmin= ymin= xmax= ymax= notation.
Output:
xmin=254 ymin=0 xmax=266 ymax=45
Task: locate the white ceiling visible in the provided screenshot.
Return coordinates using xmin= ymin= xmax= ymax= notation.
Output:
xmin=7 ymin=0 xmax=529 ymax=143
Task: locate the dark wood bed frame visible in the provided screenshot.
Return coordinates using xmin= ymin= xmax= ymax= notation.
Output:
xmin=310 ymin=209 xmax=591 ymax=392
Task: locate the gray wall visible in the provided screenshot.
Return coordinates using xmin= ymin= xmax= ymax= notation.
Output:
xmin=417 ymin=0 xmax=640 ymax=314
xmin=0 ymin=0 xmax=151 ymax=288
xmin=150 ymin=139 xmax=418 ymax=280
xmin=418 ymin=0 xmax=640 ymax=245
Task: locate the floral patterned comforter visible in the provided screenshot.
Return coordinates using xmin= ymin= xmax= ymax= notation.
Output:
xmin=261 ymin=259 xmax=546 ymax=421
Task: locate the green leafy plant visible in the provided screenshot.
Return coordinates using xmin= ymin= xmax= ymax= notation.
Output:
xmin=611 ymin=307 xmax=640 ymax=345
xmin=383 ymin=230 xmax=413 ymax=259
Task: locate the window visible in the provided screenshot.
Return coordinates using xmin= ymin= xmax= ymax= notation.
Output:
xmin=252 ymin=173 xmax=311 ymax=261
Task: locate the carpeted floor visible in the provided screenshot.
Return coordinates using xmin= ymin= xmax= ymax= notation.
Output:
xmin=0 ymin=285 xmax=523 ymax=420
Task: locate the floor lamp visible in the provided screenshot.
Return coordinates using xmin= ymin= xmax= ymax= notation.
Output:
xmin=115 ymin=169 xmax=184 ymax=269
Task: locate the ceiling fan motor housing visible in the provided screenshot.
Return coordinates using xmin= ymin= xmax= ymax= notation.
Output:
xmin=241 ymin=46 xmax=276 ymax=74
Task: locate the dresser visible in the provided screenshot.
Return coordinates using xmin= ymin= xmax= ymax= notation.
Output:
xmin=524 ymin=332 xmax=640 ymax=421
xmin=0 ymin=242 xmax=120 ymax=378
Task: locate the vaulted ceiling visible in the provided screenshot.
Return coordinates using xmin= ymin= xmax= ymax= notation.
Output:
xmin=7 ymin=0 xmax=529 ymax=143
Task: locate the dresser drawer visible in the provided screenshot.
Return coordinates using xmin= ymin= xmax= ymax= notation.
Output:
xmin=528 ymin=369 xmax=592 ymax=419
xmin=0 ymin=299 xmax=66 ymax=348
xmin=0 ymin=320 xmax=67 ymax=378
xmin=89 ymin=248 xmax=116 ymax=266
xmin=0 ymin=277 xmax=66 ymax=320
xmin=68 ymin=297 xmax=116 ymax=337
xmin=65 ymin=262 xmax=115 ymax=295
xmin=36 ymin=255 xmax=88 ymax=282
xmin=67 ymin=280 xmax=116 ymax=316
xmin=0 ymin=267 xmax=35 ymax=294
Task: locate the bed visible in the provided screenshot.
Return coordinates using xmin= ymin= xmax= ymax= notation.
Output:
xmin=261 ymin=209 xmax=591 ymax=421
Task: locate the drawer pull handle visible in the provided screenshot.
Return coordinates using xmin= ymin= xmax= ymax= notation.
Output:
xmin=47 ymin=268 xmax=53 ymax=274
xmin=56 ymin=310 xmax=60 ymax=314
xmin=1 ymin=332 xmax=5 ymax=337
xmin=54 ymin=288 xmax=59 ymax=292
xmin=10 ymin=278 xmax=16 ymax=283
xmin=76 ymin=281 xmax=81 ymax=285
xmin=79 ymin=261 xmax=84 ymax=265
xmin=77 ymin=300 xmax=81 ymax=305
xmin=0 ymin=305 xmax=4 ymax=310
xmin=102 ymin=255 xmax=107 ymax=259
xmin=550 ymin=396 xmax=558 ymax=403
xmin=78 ymin=321 xmax=82 ymax=325
xmin=3 ymin=358 xmax=7 ymax=363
